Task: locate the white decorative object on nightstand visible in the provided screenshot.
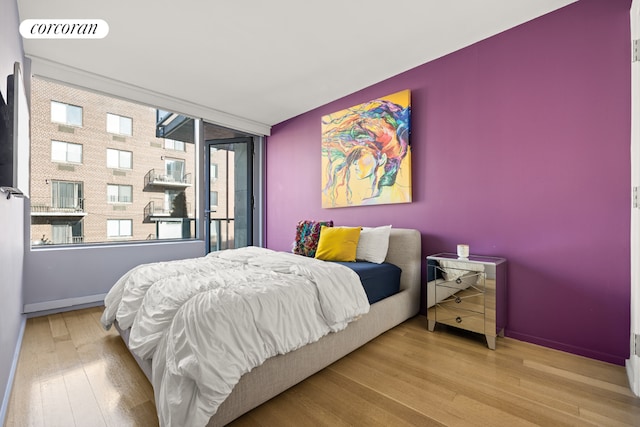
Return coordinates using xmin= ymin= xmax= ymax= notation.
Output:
xmin=426 ymin=253 xmax=507 ymax=350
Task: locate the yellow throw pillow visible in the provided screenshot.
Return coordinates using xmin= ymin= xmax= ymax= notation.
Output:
xmin=314 ymin=226 xmax=361 ymax=262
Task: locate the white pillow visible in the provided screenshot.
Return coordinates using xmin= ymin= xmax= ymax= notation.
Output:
xmin=356 ymin=225 xmax=392 ymax=264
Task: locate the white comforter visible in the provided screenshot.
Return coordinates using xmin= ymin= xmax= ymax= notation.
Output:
xmin=100 ymin=246 xmax=370 ymax=427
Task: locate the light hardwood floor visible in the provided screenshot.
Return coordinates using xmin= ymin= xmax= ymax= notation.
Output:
xmin=4 ymin=306 xmax=640 ymax=426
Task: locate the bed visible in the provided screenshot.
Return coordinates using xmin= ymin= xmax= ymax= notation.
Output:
xmin=102 ymin=227 xmax=421 ymax=427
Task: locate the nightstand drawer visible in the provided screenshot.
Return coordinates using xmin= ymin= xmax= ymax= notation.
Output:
xmin=439 ymin=289 xmax=485 ymax=314
xmin=435 ymin=305 xmax=485 ymax=334
xmin=435 ymin=271 xmax=484 ymax=292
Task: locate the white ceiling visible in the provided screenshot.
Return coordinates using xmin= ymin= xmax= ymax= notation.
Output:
xmin=18 ymin=0 xmax=578 ymax=130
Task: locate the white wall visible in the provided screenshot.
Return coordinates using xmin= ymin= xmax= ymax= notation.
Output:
xmin=0 ymin=0 xmax=25 ymax=421
xmin=628 ymin=0 xmax=640 ymax=397
xmin=23 ymin=233 xmax=205 ymax=312
xmin=0 ymin=197 xmax=25 ymax=420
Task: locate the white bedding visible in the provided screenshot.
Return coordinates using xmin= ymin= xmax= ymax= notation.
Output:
xmin=100 ymin=246 xmax=370 ymax=427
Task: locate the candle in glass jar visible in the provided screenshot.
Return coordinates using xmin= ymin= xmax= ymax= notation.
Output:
xmin=457 ymin=244 xmax=469 ymax=259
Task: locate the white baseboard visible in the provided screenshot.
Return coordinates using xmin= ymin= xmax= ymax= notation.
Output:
xmin=23 ymin=293 xmax=107 ymax=314
xmin=626 ymin=357 xmax=640 ymax=397
xmin=0 ymin=317 xmax=26 ymax=426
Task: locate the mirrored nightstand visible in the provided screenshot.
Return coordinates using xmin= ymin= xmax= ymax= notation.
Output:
xmin=426 ymin=253 xmax=507 ymax=349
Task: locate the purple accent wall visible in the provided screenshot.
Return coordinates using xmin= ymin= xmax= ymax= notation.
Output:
xmin=265 ymin=0 xmax=631 ymax=365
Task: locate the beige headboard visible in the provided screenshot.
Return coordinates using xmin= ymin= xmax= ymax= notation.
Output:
xmin=384 ymin=228 xmax=422 ymax=313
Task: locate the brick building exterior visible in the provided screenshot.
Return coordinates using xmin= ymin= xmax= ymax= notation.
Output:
xmin=30 ymin=78 xmax=196 ymax=245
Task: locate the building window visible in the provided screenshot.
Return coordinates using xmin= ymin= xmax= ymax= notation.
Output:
xmin=51 ymin=140 xmax=82 ymax=163
xmin=165 ymin=158 xmax=185 ymax=182
xmin=163 ymin=189 xmax=180 ymax=213
xmin=51 ymin=101 xmax=82 ymax=127
xmin=165 ymin=139 xmax=185 ymax=151
xmin=107 ymin=184 xmax=132 ymax=203
xmin=51 ymin=221 xmax=83 ymax=244
xmin=210 ymin=191 xmax=218 ymax=208
xmin=51 ymin=180 xmax=83 ymax=210
xmin=210 ymin=163 xmax=218 ymax=181
xmin=107 ymin=219 xmax=132 ymax=237
xmin=107 ymin=113 xmax=133 ymax=136
xmin=107 ymin=148 xmax=132 ymax=169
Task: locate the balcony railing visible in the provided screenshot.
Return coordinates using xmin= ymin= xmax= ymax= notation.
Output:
xmin=144 ymin=199 xmax=191 ymax=221
xmin=209 ymin=218 xmax=236 ymax=252
xmin=32 ymin=235 xmax=84 ymax=246
xmin=30 ymin=197 xmax=87 ymax=216
xmin=144 ymin=169 xmax=192 ymax=188
xmin=144 ymin=199 xmax=168 ymax=218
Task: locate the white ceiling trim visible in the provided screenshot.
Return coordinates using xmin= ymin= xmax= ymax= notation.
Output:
xmin=28 ymin=55 xmax=272 ymax=136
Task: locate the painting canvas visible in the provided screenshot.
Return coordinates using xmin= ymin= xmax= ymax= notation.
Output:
xmin=321 ymin=90 xmax=411 ymax=208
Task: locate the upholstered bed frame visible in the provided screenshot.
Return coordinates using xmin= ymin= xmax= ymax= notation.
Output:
xmin=115 ymin=228 xmax=422 ymax=426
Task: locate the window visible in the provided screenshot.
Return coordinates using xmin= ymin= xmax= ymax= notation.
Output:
xmin=210 ymin=191 xmax=218 ymax=208
xmin=165 ymin=139 xmax=185 ymax=151
xmin=31 ymin=77 xmax=198 ymax=246
xmin=211 ymin=163 xmax=218 ymax=181
xmin=52 ymin=221 xmax=83 ymax=244
xmin=164 ymin=190 xmax=179 ymax=213
xmin=51 ymin=140 xmax=82 ymax=163
xmin=51 ymin=181 xmax=83 ymax=210
xmin=107 ymin=148 xmax=132 ymax=169
xmin=107 ymin=184 xmax=132 ymax=203
xmin=51 ymin=101 xmax=82 ymax=127
xmin=165 ymin=158 xmax=185 ymax=182
xmin=107 ymin=113 xmax=133 ymax=136
xmin=107 ymin=219 xmax=132 ymax=237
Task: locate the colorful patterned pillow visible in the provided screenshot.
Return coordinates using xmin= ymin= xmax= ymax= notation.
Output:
xmin=292 ymin=220 xmax=333 ymax=257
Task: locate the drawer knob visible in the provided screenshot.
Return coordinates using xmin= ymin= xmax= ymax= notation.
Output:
xmin=456 ymin=316 xmax=462 ymax=323
xmin=455 ymin=297 xmax=462 ymax=304
xmin=456 ymin=278 xmax=462 ymax=284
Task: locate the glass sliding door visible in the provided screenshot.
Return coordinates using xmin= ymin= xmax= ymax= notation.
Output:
xmin=205 ymin=137 xmax=253 ymax=252
xmin=52 ymin=180 xmax=82 ymax=211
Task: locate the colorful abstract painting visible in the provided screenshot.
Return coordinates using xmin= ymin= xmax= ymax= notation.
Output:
xmin=321 ymin=90 xmax=411 ymax=208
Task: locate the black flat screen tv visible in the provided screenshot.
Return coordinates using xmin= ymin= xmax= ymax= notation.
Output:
xmin=0 ymin=62 xmax=29 ymax=195
xmin=0 ymin=84 xmax=10 ymax=187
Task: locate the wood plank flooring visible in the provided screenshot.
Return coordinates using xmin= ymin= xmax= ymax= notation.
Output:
xmin=4 ymin=306 xmax=640 ymax=426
